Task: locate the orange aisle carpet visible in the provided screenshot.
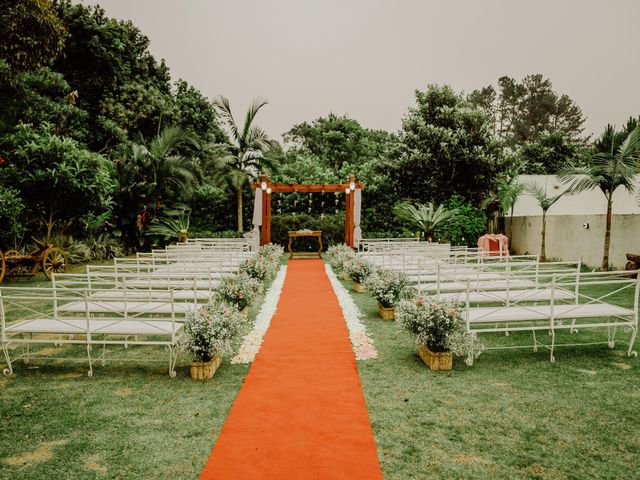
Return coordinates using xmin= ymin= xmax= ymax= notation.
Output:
xmin=200 ymin=259 xmax=383 ymax=480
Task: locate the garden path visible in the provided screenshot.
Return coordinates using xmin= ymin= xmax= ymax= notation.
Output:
xmin=200 ymin=258 xmax=382 ymax=479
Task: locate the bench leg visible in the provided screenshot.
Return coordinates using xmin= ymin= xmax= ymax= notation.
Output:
xmin=607 ymin=322 xmax=616 ymax=349
xmin=86 ymin=344 xmax=94 ymax=378
xmin=167 ymin=345 xmax=178 ymax=378
xmin=2 ymin=342 xmax=13 ymax=376
xmin=549 ymin=329 xmax=556 ymax=363
xmin=532 ymin=329 xmax=538 ymax=352
xmin=628 ymin=326 xmax=638 ymax=357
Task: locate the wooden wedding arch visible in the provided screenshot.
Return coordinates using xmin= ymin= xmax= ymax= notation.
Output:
xmin=252 ymin=174 xmax=364 ymax=247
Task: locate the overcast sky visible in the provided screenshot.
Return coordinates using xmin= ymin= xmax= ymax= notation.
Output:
xmin=83 ymin=0 xmax=639 ymax=141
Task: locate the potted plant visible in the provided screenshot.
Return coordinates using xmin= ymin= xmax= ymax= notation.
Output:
xmin=327 ymin=244 xmax=357 ymax=279
xmin=180 ymin=301 xmax=244 ymax=380
xmin=396 ymin=297 xmax=482 ymax=370
xmin=344 ymin=257 xmax=373 ymax=292
xmin=214 ymin=272 xmax=261 ymax=317
xmin=363 ymin=269 xmax=409 ymax=320
xmin=240 ymin=255 xmax=272 ymax=283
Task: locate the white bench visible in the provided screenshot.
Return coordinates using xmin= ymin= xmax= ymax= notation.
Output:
xmin=462 ymin=270 xmax=640 ymax=364
xmin=1 ymin=287 xmax=184 ymax=377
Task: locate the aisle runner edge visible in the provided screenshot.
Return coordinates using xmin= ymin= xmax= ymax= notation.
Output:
xmin=325 ymin=264 xmax=378 ymax=360
xmin=231 ymin=265 xmax=287 ymax=364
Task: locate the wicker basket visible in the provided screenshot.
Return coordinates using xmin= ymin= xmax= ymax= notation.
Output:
xmin=353 ymin=282 xmax=366 ymax=293
xmin=377 ymin=303 xmax=395 ymax=320
xmin=418 ymin=344 xmax=452 ymax=371
xmin=240 ymin=306 xmax=249 ymax=318
xmin=190 ymin=355 xmax=222 ymax=380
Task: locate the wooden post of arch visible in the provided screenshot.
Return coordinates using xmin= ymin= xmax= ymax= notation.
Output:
xmin=253 ymin=175 xmax=363 ymax=248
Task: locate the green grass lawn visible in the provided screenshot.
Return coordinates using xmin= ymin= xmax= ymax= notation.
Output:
xmin=1 ymin=263 xmax=638 ymax=479
xmin=0 ymin=268 xmax=258 ymax=479
xmin=347 ymin=278 xmax=640 ymax=480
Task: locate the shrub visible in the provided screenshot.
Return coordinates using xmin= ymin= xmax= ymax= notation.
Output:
xmin=396 ymin=297 xmax=482 ymax=359
xmin=439 ymin=195 xmax=487 ymax=247
xmin=343 ymin=257 xmax=373 ymax=283
xmin=270 ymin=212 xmax=344 ymax=251
xmin=0 ymin=185 xmax=25 ymax=247
xmin=363 ymin=269 xmax=409 ymax=308
xmin=180 ymin=301 xmax=244 ymax=362
xmin=214 ymin=272 xmax=261 ymax=311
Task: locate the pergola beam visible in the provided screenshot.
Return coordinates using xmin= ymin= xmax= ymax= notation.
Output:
xmin=253 ymin=175 xmax=363 ymax=247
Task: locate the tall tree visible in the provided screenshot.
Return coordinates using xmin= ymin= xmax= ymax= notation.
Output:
xmin=0 ymin=0 xmax=66 ymax=74
xmin=469 ymin=74 xmax=586 ymax=147
xmin=284 ymin=113 xmax=394 ymax=171
xmin=392 ymin=84 xmax=502 ymax=203
xmin=213 ymin=96 xmax=271 ymax=231
xmin=559 ymin=126 xmax=640 ymax=270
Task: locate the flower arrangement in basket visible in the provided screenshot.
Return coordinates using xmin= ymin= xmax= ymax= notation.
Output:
xmin=363 ymin=268 xmax=409 ymax=320
xmin=396 ymin=297 xmax=482 ymax=370
xmin=343 ymin=257 xmax=373 ymax=292
xmin=180 ymin=301 xmax=244 ymax=379
xmin=240 ymin=255 xmax=272 ymax=283
xmin=326 ymin=244 xmax=357 ymax=278
xmin=214 ymin=272 xmax=261 ymax=314
xmin=258 ymin=243 xmax=283 ymax=277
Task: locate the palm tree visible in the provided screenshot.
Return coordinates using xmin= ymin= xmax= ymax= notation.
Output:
xmin=559 ymin=126 xmax=640 ymax=270
xmin=213 ymin=96 xmax=272 ymax=231
xmin=115 ymin=126 xmax=199 ymax=247
xmin=394 ymin=202 xmax=458 ymax=241
xmin=526 ymin=184 xmax=568 ymax=262
xmin=482 ymin=171 xmax=525 ymax=239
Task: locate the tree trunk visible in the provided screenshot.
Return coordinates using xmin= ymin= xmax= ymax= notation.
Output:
xmin=540 ymin=211 xmax=547 ymax=262
xmin=508 ymin=207 xmax=515 ymax=247
xmin=602 ymin=197 xmax=613 ymax=271
xmin=236 ymin=186 xmax=244 ymax=232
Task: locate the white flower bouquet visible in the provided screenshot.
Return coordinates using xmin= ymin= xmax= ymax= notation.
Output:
xmin=363 ymin=268 xmax=409 ymax=308
xmin=180 ymin=301 xmax=245 ymax=363
xmin=396 ymin=297 xmax=482 ymax=359
xmin=326 ymin=244 xmax=356 ymax=273
xmin=214 ymin=272 xmax=261 ymax=311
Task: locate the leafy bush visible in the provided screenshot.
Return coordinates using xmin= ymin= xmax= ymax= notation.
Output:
xmin=363 ymin=269 xmax=409 ymax=308
xmin=214 ymin=272 xmax=261 ymax=311
xmin=439 ymin=195 xmax=487 ymax=247
xmin=270 ymin=213 xmax=344 ymax=251
xmin=49 ymin=232 xmax=124 ymax=264
xmin=362 ymin=230 xmax=416 ymax=239
xmin=0 ymin=185 xmax=25 ymax=247
xmin=396 ymin=297 xmax=482 ymax=359
xmin=180 ymin=301 xmax=244 ymax=362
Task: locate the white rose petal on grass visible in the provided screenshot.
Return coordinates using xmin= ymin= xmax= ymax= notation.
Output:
xmin=325 ymin=264 xmax=378 ymax=361
xmin=231 ymin=266 xmax=287 ymax=364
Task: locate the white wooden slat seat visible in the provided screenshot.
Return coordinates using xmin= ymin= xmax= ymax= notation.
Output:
xmin=436 ymin=288 xmax=576 ymax=304
xmin=417 ymin=279 xmax=537 ymax=293
xmin=56 ymin=300 xmax=194 ymax=315
xmin=7 ymin=318 xmax=183 ymax=336
xmin=467 ymin=303 xmax=634 ymax=324
xmin=90 ymin=289 xmax=210 ymax=301
xmin=460 ymin=270 xmax=640 ymax=365
xmin=1 ymin=287 xmax=182 ymax=377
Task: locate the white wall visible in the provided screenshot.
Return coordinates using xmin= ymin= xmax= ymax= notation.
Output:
xmin=513 ymin=175 xmax=640 ymax=216
xmin=509 ymin=175 xmax=640 ymax=268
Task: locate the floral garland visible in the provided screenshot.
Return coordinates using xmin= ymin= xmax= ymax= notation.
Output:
xmin=325 ymin=264 xmax=378 ymax=361
xmin=231 ymin=265 xmax=287 ymax=364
